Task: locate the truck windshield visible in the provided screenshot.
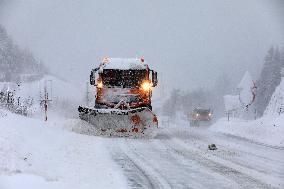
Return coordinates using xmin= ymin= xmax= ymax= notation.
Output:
xmin=102 ymin=69 xmax=147 ymax=88
xmin=194 ymin=109 xmax=210 ymax=115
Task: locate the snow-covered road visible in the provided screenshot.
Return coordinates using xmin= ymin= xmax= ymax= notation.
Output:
xmin=1 ymin=111 xmax=283 ymax=189
xmin=105 ymin=127 xmax=284 ymax=189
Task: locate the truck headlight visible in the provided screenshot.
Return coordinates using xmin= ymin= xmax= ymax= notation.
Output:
xmin=141 ymin=81 xmax=151 ymax=91
xmin=97 ymin=81 xmax=103 ymax=88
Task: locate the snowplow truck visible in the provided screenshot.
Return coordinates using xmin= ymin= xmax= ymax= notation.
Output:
xmin=78 ymin=58 xmax=158 ymax=136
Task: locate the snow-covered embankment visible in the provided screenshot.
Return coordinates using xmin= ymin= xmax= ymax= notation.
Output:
xmin=0 ymin=110 xmax=127 ymax=188
xmin=211 ymin=77 xmax=284 ymax=147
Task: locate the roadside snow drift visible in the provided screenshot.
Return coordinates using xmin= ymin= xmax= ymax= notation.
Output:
xmin=211 ymin=75 xmax=284 ymax=147
xmin=0 ymin=109 xmax=127 ymax=189
xmin=210 ymin=116 xmax=284 ymax=147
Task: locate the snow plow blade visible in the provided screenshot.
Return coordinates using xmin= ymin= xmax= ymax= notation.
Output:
xmin=78 ymin=106 xmax=158 ymax=137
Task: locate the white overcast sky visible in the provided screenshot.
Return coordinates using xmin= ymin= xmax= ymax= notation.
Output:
xmin=0 ymin=0 xmax=283 ymax=90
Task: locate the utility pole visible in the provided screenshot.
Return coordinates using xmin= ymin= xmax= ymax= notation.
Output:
xmin=40 ymin=80 xmax=52 ymax=121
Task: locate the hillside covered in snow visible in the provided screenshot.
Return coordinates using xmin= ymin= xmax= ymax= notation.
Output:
xmin=0 ymin=75 xmax=84 ymax=118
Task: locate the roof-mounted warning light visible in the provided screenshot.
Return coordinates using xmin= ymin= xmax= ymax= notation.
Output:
xmin=102 ymin=57 xmax=109 ymax=64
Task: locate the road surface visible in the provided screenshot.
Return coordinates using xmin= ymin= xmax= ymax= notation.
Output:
xmin=105 ymin=127 xmax=284 ymax=189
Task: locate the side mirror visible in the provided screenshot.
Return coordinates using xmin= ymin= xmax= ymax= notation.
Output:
xmin=152 ymin=71 xmax=158 ymax=87
xmin=90 ymin=69 xmax=96 ymax=85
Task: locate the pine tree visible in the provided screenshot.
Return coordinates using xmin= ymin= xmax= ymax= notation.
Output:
xmin=255 ymin=47 xmax=283 ymax=116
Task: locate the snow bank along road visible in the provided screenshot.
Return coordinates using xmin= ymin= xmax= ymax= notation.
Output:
xmin=0 ymin=111 xmax=283 ymax=188
xmin=0 ymin=112 xmax=127 ymax=189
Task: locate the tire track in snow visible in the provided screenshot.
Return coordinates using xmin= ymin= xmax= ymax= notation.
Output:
xmin=123 ymin=143 xmax=174 ymax=189
xmin=165 ymin=139 xmax=278 ymax=189
xmin=203 ymin=132 xmax=284 ymax=179
xmin=222 ymin=133 xmax=284 ymax=151
xmin=183 ymin=128 xmax=284 ymax=185
xmin=112 ymin=151 xmax=157 ymax=189
xmin=108 ymin=129 xmax=280 ymax=188
xmin=123 ymin=140 xmax=234 ymax=189
xmin=110 ymin=141 xmax=166 ymax=189
xmin=163 ymin=127 xmax=284 ymax=178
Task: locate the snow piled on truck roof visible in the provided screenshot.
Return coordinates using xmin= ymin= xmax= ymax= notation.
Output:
xmin=102 ymin=58 xmax=148 ymax=70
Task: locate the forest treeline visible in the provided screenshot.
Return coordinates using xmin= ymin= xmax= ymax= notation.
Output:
xmin=0 ymin=24 xmax=46 ymax=82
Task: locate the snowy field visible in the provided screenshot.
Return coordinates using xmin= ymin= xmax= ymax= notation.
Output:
xmin=0 ymin=108 xmax=283 ymax=189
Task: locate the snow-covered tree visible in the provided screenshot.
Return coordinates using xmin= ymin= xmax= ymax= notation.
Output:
xmin=264 ymin=68 xmax=284 ymax=116
xmin=237 ymin=71 xmax=256 ymax=107
xmin=237 ymin=71 xmax=257 ymax=119
xmin=255 ymin=47 xmax=283 ymax=117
